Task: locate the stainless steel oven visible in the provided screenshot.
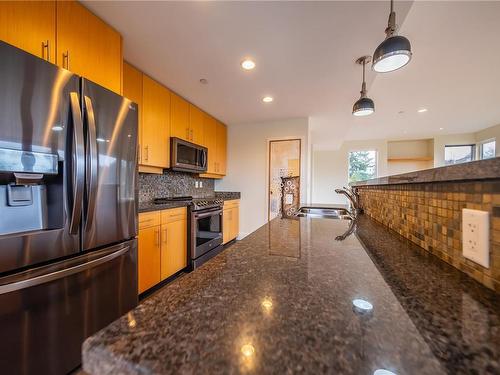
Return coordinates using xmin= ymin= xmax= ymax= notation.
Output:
xmin=171 ymin=137 xmax=208 ymax=173
xmin=189 ymin=205 xmax=223 ymax=269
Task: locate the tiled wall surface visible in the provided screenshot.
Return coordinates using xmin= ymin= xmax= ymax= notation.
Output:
xmin=357 ymin=180 xmax=500 ymax=292
xmin=138 ymin=170 xmax=215 ymax=203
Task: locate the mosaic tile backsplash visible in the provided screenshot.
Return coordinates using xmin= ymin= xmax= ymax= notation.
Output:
xmin=357 ymin=180 xmax=500 ymax=292
xmin=138 ymin=170 xmax=215 ymax=204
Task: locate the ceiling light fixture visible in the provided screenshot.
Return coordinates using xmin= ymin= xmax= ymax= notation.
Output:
xmin=352 ymin=56 xmax=375 ymax=117
xmin=241 ymin=59 xmax=256 ymax=70
xmin=372 ymin=0 xmax=412 ymax=73
xmin=262 ymin=96 xmax=273 ymax=103
xmin=417 ymin=108 xmax=428 ymax=113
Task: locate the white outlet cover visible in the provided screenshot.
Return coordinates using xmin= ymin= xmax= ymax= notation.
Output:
xmin=195 ymin=181 xmax=199 ymax=188
xmin=199 ymin=181 xmax=203 ymax=188
xmin=462 ymin=208 xmax=489 ymax=268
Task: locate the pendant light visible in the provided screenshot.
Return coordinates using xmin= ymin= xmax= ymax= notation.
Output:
xmin=372 ymin=0 xmax=412 ymax=73
xmin=352 ymin=56 xmax=374 ymax=117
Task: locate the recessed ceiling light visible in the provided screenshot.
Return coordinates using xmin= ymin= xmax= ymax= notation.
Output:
xmin=241 ymin=59 xmax=256 ymax=70
xmin=439 ymin=127 xmax=444 ymax=130
xmin=262 ymin=96 xmax=273 ymax=103
xmin=417 ymin=108 xmax=428 ymax=113
xmin=51 ymin=125 xmax=64 ymax=131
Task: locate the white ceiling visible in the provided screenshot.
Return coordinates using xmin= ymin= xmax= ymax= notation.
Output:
xmin=84 ymin=1 xmax=500 ymax=149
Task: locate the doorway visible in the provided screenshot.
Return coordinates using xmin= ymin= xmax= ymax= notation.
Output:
xmin=268 ymin=139 xmax=301 ymax=221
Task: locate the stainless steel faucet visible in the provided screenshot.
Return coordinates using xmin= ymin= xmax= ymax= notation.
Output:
xmin=335 ymin=186 xmax=362 ymax=218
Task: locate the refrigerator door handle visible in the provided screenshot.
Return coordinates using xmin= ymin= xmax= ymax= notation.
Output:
xmin=0 ymin=245 xmax=130 ymax=295
xmin=84 ymin=95 xmax=98 ymax=232
xmin=69 ymin=91 xmax=85 ymax=235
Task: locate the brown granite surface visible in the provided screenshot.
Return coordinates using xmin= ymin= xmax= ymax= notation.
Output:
xmin=351 ymin=157 xmax=500 ymax=187
xmin=357 ymin=180 xmax=500 ymax=291
xmin=82 ymin=216 xmax=499 ymax=375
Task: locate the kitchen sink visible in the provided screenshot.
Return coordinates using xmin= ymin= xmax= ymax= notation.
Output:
xmin=295 ymin=207 xmax=352 ymax=220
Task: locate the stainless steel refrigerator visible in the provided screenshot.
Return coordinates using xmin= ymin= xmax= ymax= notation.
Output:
xmin=0 ymin=41 xmax=138 ymax=374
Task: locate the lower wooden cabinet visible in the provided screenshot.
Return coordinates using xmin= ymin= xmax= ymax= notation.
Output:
xmin=223 ymin=200 xmax=240 ymax=244
xmin=138 ymin=207 xmax=187 ymax=294
xmin=138 ymin=224 xmax=161 ymax=294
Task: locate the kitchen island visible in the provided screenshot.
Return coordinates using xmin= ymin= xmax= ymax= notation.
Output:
xmin=82 ymin=215 xmax=499 ymax=375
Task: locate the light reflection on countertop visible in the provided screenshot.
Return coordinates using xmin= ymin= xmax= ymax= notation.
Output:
xmin=82 ymin=215 xmax=499 ymax=375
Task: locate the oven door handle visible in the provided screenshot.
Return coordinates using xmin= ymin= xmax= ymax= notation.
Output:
xmin=194 ymin=209 xmax=222 ymax=219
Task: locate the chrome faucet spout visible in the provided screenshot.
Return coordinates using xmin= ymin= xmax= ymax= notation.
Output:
xmin=335 ymin=187 xmax=362 ymax=218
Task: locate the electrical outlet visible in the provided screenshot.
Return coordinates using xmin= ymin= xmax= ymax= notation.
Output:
xmin=199 ymin=181 xmax=203 ymax=188
xmin=195 ymin=181 xmax=199 ymax=189
xmin=462 ymin=208 xmax=489 ymax=268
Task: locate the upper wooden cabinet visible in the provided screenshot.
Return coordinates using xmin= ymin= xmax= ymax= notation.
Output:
xmin=123 ymin=62 xmax=143 ymax=163
xmin=56 ymin=1 xmax=122 ymax=93
xmin=200 ymin=117 xmax=227 ymax=178
xmin=189 ymin=104 xmax=204 ymax=145
xmin=202 ymin=113 xmax=217 ymax=174
xmin=170 ymin=93 xmax=190 ymax=141
xmin=215 ymin=121 xmax=227 ymax=175
xmin=142 ymin=75 xmax=171 ymax=170
xmin=0 ymin=1 xmax=56 ymax=63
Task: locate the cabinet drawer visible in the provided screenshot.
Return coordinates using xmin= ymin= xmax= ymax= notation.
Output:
xmin=139 ymin=211 xmax=161 ymax=229
xmin=224 ymin=199 xmax=240 ymax=209
xmin=161 ymin=207 xmax=187 ymax=224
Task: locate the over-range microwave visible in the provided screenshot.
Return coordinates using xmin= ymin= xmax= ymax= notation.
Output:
xmin=171 ymin=137 xmax=208 ymax=173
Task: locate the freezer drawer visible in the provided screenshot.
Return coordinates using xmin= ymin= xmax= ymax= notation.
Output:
xmin=0 ymin=239 xmax=138 ymax=375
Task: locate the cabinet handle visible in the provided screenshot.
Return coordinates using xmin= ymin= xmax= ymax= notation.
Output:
xmin=63 ymin=50 xmax=70 ymax=70
xmin=155 ymin=229 xmax=160 ymax=247
xmin=162 ymin=228 xmax=167 ymax=243
xmin=138 ymin=143 xmax=141 ymax=163
xmin=190 ymin=129 xmax=193 ymax=140
xmin=42 ymin=40 xmax=50 ymax=61
xmin=145 ymin=145 xmax=149 ymax=161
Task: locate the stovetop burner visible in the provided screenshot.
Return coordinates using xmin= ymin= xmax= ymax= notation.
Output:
xmin=153 ymin=196 xmax=223 ymax=211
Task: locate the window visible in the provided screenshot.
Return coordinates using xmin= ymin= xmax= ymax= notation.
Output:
xmin=480 ymin=140 xmax=496 ymax=160
xmin=348 ymin=150 xmax=377 ymax=183
xmin=444 ymin=145 xmax=475 ymax=165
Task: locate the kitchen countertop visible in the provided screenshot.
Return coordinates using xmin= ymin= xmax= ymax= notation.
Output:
xmin=351 ymin=157 xmax=500 ymax=186
xmin=138 ymin=192 xmax=241 ymax=213
xmin=82 ymin=215 xmax=499 ymax=375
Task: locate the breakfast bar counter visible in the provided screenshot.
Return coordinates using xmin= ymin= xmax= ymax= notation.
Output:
xmin=82 ymin=215 xmax=499 ymax=375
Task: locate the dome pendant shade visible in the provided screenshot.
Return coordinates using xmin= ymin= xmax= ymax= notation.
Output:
xmin=372 ymin=35 xmax=412 ymax=73
xmin=353 ymin=97 xmax=375 ymax=116
xmin=352 ymin=55 xmax=374 ymax=117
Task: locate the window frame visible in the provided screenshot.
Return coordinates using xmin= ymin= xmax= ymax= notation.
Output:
xmin=347 ymin=149 xmax=378 ymax=183
xmin=478 ymin=138 xmax=496 ymax=160
xmin=444 ymin=144 xmax=476 ymax=165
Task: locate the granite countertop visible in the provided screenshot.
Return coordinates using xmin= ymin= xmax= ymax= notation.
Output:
xmin=138 ymin=192 xmax=241 ymax=213
xmin=82 ymin=215 xmax=499 ymax=375
xmin=351 ymin=157 xmax=500 ymax=187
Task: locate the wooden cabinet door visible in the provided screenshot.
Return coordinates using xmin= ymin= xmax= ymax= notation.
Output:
xmin=123 ymin=62 xmax=143 ymax=163
xmin=142 ymin=75 xmax=170 ymax=168
xmin=215 ymin=121 xmax=227 ymax=175
xmin=138 ymin=226 xmax=161 ymax=294
xmin=202 ymin=113 xmax=217 ymax=174
xmin=0 ymin=1 xmax=56 ymax=62
xmin=160 ymin=218 xmax=187 ymax=280
xmin=170 ymin=93 xmax=190 ymax=141
xmin=189 ymin=104 xmax=204 ymax=145
xmin=231 ymin=205 xmax=239 ymax=241
xmin=223 ymin=207 xmax=232 ymax=245
xmin=56 ymin=0 xmax=122 ymax=93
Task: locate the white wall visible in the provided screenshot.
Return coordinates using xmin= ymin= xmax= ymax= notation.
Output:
xmin=215 ymin=118 xmax=309 ymax=238
xmin=311 ymin=139 xmax=388 ymax=205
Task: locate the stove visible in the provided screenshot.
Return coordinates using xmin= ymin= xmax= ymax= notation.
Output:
xmin=153 ymin=196 xmax=224 ymax=269
xmin=153 ymin=196 xmax=223 ymax=211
